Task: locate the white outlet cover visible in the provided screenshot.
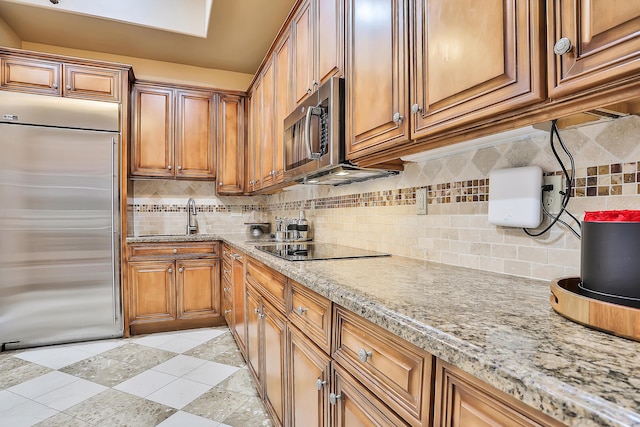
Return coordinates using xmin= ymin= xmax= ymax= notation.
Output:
xmin=488 ymin=166 xmax=543 ymax=228
xmin=416 ymin=188 xmax=427 ymax=215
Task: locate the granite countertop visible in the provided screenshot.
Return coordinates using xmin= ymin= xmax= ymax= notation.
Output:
xmin=126 ymin=233 xmax=640 ymax=427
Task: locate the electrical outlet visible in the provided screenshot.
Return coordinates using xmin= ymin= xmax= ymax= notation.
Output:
xmin=542 ymin=175 xmax=563 ymax=215
xmin=416 ymin=188 xmax=427 ymax=215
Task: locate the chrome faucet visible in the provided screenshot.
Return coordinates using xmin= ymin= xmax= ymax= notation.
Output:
xmin=186 ymin=198 xmax=198 ymax=234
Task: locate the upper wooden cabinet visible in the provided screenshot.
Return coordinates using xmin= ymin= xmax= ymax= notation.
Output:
xmin=410 ymin=0 xmax=545 ymax=140
xmin=247 ymin=81 xmax=263 ymax=192
xmin=260 ymin=60 xmax=276 ymax=189
xmin=216 ymin=94 xmax=245 ymax=195
xmin=131 ymin=83 xmax=215 ymax=179
xmin=1 ymin=56 xmax=121 ymax=102
xmin=345 ymin=0 xmax=410 ymax=160
xmin=292 ymin=0 xmax=344 ymax=106
xmin=273 ymin=30 xmax=292 ymax=185
xmin=548 ymin=0 xmax=640 ymax=98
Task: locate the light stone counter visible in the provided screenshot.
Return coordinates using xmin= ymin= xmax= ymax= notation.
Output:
xmin=126 ymin=233 xmax=640 ymax=427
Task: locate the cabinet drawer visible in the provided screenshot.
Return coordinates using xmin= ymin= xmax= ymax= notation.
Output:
xmin=64 ymin=65 xmax=120 ymax=102
xmin=288 ymin=279 xmax=332 ymax=353
xmin=129 ymin=242 xmax=219 ymax=259
xmin=246 ymin=257 xmax=286 ymax=312
xmin=222 ymin=244 xmax=234 ymax=263
xmin=332 ymin=306 xmax=434 ymax=427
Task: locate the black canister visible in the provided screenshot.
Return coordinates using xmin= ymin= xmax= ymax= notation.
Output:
xmin=580 ymin=221 xmax=640 ymax=308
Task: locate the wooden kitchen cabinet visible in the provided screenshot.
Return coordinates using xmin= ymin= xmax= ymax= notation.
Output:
xmin=345 ymin=0 xmax=410 ymax=160
xmin=273 ymin=30 xmax=291 ymax=185
xmin=292 ymin=0 xmax=344 ymax=106
xmin=63 ymin=65 xmax=120 ymax=101
xmin=131 ymin=83 xmax=215 ymax=179
xmin=216 ymin=94 xmax=245 ymax=195
xmin=221 ymin=244 xmax=247 ymax=356
xmin=434 ymin=359 xmax=564 ymax=427
xmin=288 ymin=279 xmax=332 ymax=353
xmin=287 ymin=323 xmax=331 ymax=427
xmin=410 ymin=0 xmax=545 ymax=139
xmin=247 ymin=81 xmax=263 ymax=192
xmin=126 ymin=242 xmax=223 ymax=335
xmin=548 ymin=1 xmax=640 ymax=99
xmin=331 ymin=363 xmax=411 ymax=427
xmin=260 ymin=60 xmax=276 ymax=189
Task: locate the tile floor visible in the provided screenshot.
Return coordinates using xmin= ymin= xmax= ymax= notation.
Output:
xmin=0 ymin=327 xmax=273 ymax=427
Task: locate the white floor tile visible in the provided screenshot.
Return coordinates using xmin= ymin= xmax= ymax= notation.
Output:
xmin=146 ymin=378 xmax=211 ymax=409
xmin=183 ymin=361 xmax=239 ymax=387
xmin=157 ymin=411 xmax=221 ymax=427
xmin=153 ymin=336 xmax=203 ymax=353
xmin=152 ymin=355 xmax=208 ymax=377
xmin=0 ymin=390 xmax=30 ymax=414
xmin=15 ymin=346 xmax=94 ymax=369
xmin=67 ymin=339 xmax=126 ymax=355
xmin=178 ymin=328 xmax=226 ymax=343
xmin=1 ymin=400 xmax=58 ymax=427
xmin=113 ymin=369 xmax=178 ymax=398
xmin=35 ymin=378 xmax=107 ymax=411
xmin=133 ymin=334 xmax=174 ymax=348
xmin=8 ymin=371 xmax=78 ymax=399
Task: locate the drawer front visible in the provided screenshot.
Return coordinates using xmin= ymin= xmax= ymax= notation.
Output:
xmin=333 ymin=306 xmax=433 ymax=427
xmin=288 ymin=279 xmax=332 ymax=353
xmin=246 ymin=257 xmax=286 ymax=312
xmin=222 ymin=259 xmax=232 ymax=282
xmin=64 ymin=65 xmax=120 ymax=102
xmin=222 ymin=244 xmax=234 ymax=264
xmin=129 ymin=242 xmax=220 ymax=259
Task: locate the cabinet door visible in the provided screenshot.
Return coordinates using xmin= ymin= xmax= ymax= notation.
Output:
xmin=232 ymin=253 xmax=247 ymax=354
xmin=316 ymin=0 xmax=344 ymax=85
xmin=434 ymin=360 xmax=564 ymax=427
xmin=0 ymin=57 xmax=61 ymax=96
xmin=63 ymin=65 xmax=120 ymax=102
xmin=345 ymin=0 xmax=409 ymax=160
xmin=175 ymin=90 xmax=215 ymax=179
xmin=131 ymin=85 xmax=174 ymax=177
xmin=273 ymin=31 xmax=292 ymax=184
xmin=262 ymin=300 xmax=287 ymax=427
xmin=222 ymin=276 xmax=233 ymax=326
xmin=128 ymin=261 xmax=176 ymax=324
xmin=260 ymin=60 xmax=275 ymax=188
xmin=248 ymin=81 xmax=263 ymax=192
xmin=246 ymin=285 xmax=263 ymax=393
xmin=411 ymin=0 xmax=544 ymax=139
xmin=332 ymin=364 xmax=410 ymax=427
xmin=217 ymin=94 xmax=245 ymax=195
xmin=176 ymin=259 xmax=220 ymax=319
xmin=549 ymin=1 xmax=640 ymax=98
xmin=288 ymin=324 xmax=331 ymax=427
xmin=293 ymin=0 xmax=315 ymax=105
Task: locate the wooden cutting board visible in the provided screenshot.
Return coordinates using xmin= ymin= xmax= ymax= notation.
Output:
xmin=550 ymin=277 xmax=640 ymax=342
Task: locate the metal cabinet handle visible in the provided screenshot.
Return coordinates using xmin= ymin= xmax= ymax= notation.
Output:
xmin=306 ymin=87 xmax=312 ymax=94
xmin=223 ymin=269 xmax=230 ymax=275
xmin=178 ymin=267 xmax=183 ymax=273
xmin=312 ymin=80 xmax=318 ymax=88
xmin=168 ymin=165 xmax=172 ymax=170
xmin=258 ymin=313 xmax=265 ymax=319
xmin=254 ymin=308 xmax=260 ymax=314
xmin=411 ymin=103 xmax=422 ymax=114
xmin=177 ymin=165 xmax=182 ymax=170
xmin=358 ymin=348 xmax=373 ymax=363
xmin=316 ymin=379 xmax=326 ymax=390
xmin=65 ymin=84 xmax=72 ymax=90
xmin=168 ymin=267 xmax=173 ymax=273
xmin=52 ymin=83 xmax=58 ymax=89
xmin=392 ymin=112 xmax=404 ymax=124
xmin=219 ymin=181 xmax=223 ymax=186
xmin=296 ymin=306 xmax=308 ymax=315
xmin=223 ymin=287 xmax=229 ymax=292
xmin=329 ymin=393 xmax=342 ymax=405
xmin=224 ymin=309 xmax=232 ymax=314
xmin=173 ymin=248 xmax=178 ymax=254
xmin=554 ymin=37 xmax=572 ymax=55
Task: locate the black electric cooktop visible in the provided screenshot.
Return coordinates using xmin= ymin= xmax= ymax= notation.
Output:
xmin=255 ymin=242 xmax=391 ymax=261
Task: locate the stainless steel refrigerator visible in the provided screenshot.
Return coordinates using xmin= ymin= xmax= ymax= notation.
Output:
xmin=0 ymin=91 xmax=122 ymax=349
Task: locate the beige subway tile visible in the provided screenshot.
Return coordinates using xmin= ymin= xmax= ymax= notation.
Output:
xmin=504 ymin=260 xmax=532 ymax=278
xmin=517 ymin=246 xmax=548 ymax=264
xmin=548 ymin=248 xmax=580 ymax=270
xmin=491 ymin=243 xmax=518 ymax=260
xmin=470 ymin=242 xmax=491 ymax=256
xmin=531 ymin=263 xmax=566 ymax=282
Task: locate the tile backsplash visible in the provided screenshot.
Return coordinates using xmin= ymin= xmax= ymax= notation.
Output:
xmin=132 ymin=115 xmax=640 ymax=282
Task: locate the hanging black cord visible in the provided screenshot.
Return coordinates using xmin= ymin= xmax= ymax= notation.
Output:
xmin=552 ymin=123 xmax=582 ymax=230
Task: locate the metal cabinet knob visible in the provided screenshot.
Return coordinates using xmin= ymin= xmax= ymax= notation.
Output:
xmin=316 ymin=379 xmax=326 ymax=390
xmin=296 ymin=306 xmax=308 ymax=315
xmin=392 ymin=112 xmax=404 ymax=124
xmin=358 ymin=348 xmax=373 ymax=363
xmin=65 ymin=84 xmax=72 ymax=90
xmin=177 ymin=165 xmax=182 ymax=170
xmin=178 ymin=267 xmax=183 ymax=273
xmin=52 ymin=83 xmax=58 ymax=89
xmin=224 ymin=309 xmax=232 ymax=314
xmin=258 ymin=313 xmax=266 ymax=319
xmin=254 ymin=308 xmax=260 ymax=314
xmin=554 ymin=37 xmax=572 ymax=55
xmin=306 ymin=87 xmax=312 ymax=94
xmin=411 ymin=103 xmax=422 ymax=114
xmin=329 ymin=393 xmax=342 ymax=405
xmin=219 ymin=181 xmax=223 ymax=186
xmin=168 ymin=165 xmax=172 ymax=170
xmin=173 ymin=248 xmax=178 ymax=254
xmin=223 ymin=269 xmax=229 ymax=275
xmin=168 ymin=267 xmax=173 ymax=273
xmin=312 ymin=80 xmax=318 ymax=88
xmin=223 ymin=287 xmax=229 ymax=292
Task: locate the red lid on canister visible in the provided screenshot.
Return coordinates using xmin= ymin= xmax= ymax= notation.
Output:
xmin=583 ymin=210 xmax=640 ymax=222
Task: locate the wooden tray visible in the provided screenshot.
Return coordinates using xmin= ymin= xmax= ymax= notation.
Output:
xmin=550 ymin=277 xmax=640 ymax=342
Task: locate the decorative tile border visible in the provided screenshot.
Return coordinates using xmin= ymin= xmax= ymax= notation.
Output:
xmin=570 ymin=161 xmax=639 ymax=197
xmin=133 ymin=204 xmax=266 ymax=213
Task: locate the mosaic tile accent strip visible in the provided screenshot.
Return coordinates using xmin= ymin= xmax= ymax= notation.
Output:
xmin=570 ymin=161 xmax=639 ymax=197
xmin=133 ymin=204 xmax=267 ymax=213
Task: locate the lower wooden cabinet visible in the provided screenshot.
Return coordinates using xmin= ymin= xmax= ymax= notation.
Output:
xmin=331 ymin=363 xmax=410 ymax=427
xmin=434 ymin=360 xmax=564 ymax=427
xmin=287 ymin=323 xmax=331 ymax=427
xmin=126 ymin=242 xmax=223 ymax=335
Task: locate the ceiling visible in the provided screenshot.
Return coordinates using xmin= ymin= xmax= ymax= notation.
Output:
xmin=0 ymin=0 xmax=297 ymax=75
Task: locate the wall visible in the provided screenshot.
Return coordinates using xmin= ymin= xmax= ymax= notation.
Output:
xmin=266 ymin=116 xmax=640 ymax=282
xmin=0 ymin=14 xmax=20 ymax=48
xmin=21 ymin=42 xmax=252 ymax=91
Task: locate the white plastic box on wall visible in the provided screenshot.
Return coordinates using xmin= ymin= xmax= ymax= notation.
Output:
xmin=488 ymin=166 xmax=543 ymax=228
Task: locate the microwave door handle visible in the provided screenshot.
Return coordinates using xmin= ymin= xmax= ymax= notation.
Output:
xmin=305 ymin=107 xmax=322 ymax=160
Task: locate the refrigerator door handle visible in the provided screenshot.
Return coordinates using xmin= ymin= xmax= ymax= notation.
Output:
xmin=111 ymin=136 xmax=119 ymax=324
